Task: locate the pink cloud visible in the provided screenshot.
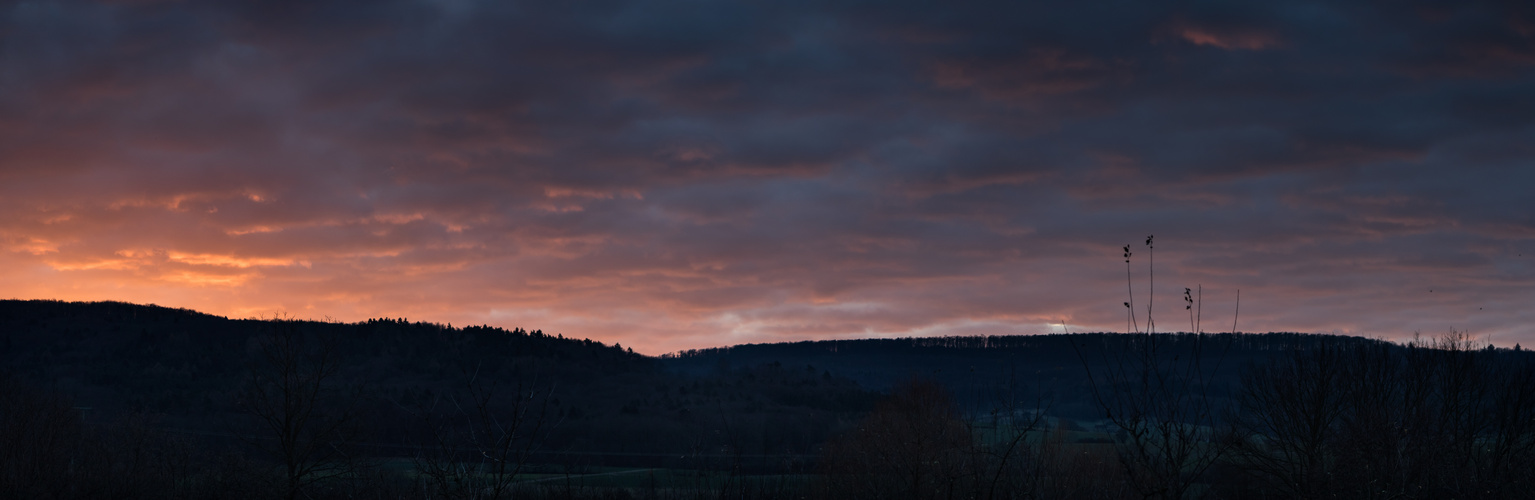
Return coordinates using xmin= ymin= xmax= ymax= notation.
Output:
xmin=0 ymin=0 xmax=1531 ymax=355
xmin=1176 ymin=26 xmax=1282 ymax=50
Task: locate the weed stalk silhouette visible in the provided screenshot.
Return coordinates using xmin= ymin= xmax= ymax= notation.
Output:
xmin=1124 ymin=245 xmax=1138 ymax=333
xmin=1185 ymin=287 xmax=1195 ymax=334
xmin=1146 ymin=235 xmax=1155 ymax=334
xmin=1088 ymin=235 xmax=1243 ymax=498
xmin=1122 ymin=237 xmax=1239 ymax=335
xmin=1232 ymin=289 xmax=1240 ymax=334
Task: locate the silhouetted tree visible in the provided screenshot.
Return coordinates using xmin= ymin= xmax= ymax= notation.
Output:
xmin=1228 ymin=340 xmax=1349 ymax=498
xmin=973 ymin=370 xmax=1053 ymax=500
xmin=1077 ymin=334 xmax=1231 ymax=500
xmin=1474 ymin=349 xmax=1535 ymax=498
xmin=821 ymin=380 xmax=979 ymax=499
xmin=1230 ymin=332 xmax=1535 ymax=500
xmin=237 ymin=321 xmax=361 ymax=500
xmin=412 ymin=362 xmax=556 ymax=500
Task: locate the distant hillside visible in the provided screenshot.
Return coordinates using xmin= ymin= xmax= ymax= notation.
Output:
xmin=6 ymin=300 xmax=1533 ymax=499
xmin=7 ymin=299 xmax=1518 ymax=452
xmin=663 ymin=332 xmax=1397 ymax=418
xmin=0 ymin=299 xmax=650 ymax=417
xmin=0 ymin=299 xmax=876 ymax=461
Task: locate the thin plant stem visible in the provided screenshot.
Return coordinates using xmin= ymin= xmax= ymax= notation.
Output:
xmin=1127 ymin=262 xmax=1138 ymax=333
xmin=1125 ymin=245 xmax=1139 ymax=334
xmin=1187 ymin=287 xmax=1195 ymax=334
xmin=1232 ymin=289 xmax=1241 ymax=334
xmin=1146 ymin=235 xmax=1155 ymax=335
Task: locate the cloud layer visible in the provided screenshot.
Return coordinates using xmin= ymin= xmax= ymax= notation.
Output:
xmin=2 ymin=0 xmax=1533 ymax=353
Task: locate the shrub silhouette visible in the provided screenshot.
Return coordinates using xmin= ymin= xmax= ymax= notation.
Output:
xmin=820 ymin=379 xmax=978 ymax=499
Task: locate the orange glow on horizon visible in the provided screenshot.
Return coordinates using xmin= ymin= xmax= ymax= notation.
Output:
xmin=1 ymin=1 xmax=1530 ymax=355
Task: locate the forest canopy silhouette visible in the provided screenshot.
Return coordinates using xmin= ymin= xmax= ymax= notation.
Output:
xmin=2 ymin=299 xmax=1531 ymax=499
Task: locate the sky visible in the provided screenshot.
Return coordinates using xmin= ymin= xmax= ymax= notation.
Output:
xmin=1 ymin=0 xmax=1533 ymax=354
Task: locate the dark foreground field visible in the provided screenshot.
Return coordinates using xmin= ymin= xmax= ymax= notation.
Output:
xmin=3 ymin=300 xmax=1533 ymax=499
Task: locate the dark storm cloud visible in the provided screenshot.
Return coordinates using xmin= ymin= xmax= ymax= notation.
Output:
xmin=1 ymin=0 xmax=1531 ymax=352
